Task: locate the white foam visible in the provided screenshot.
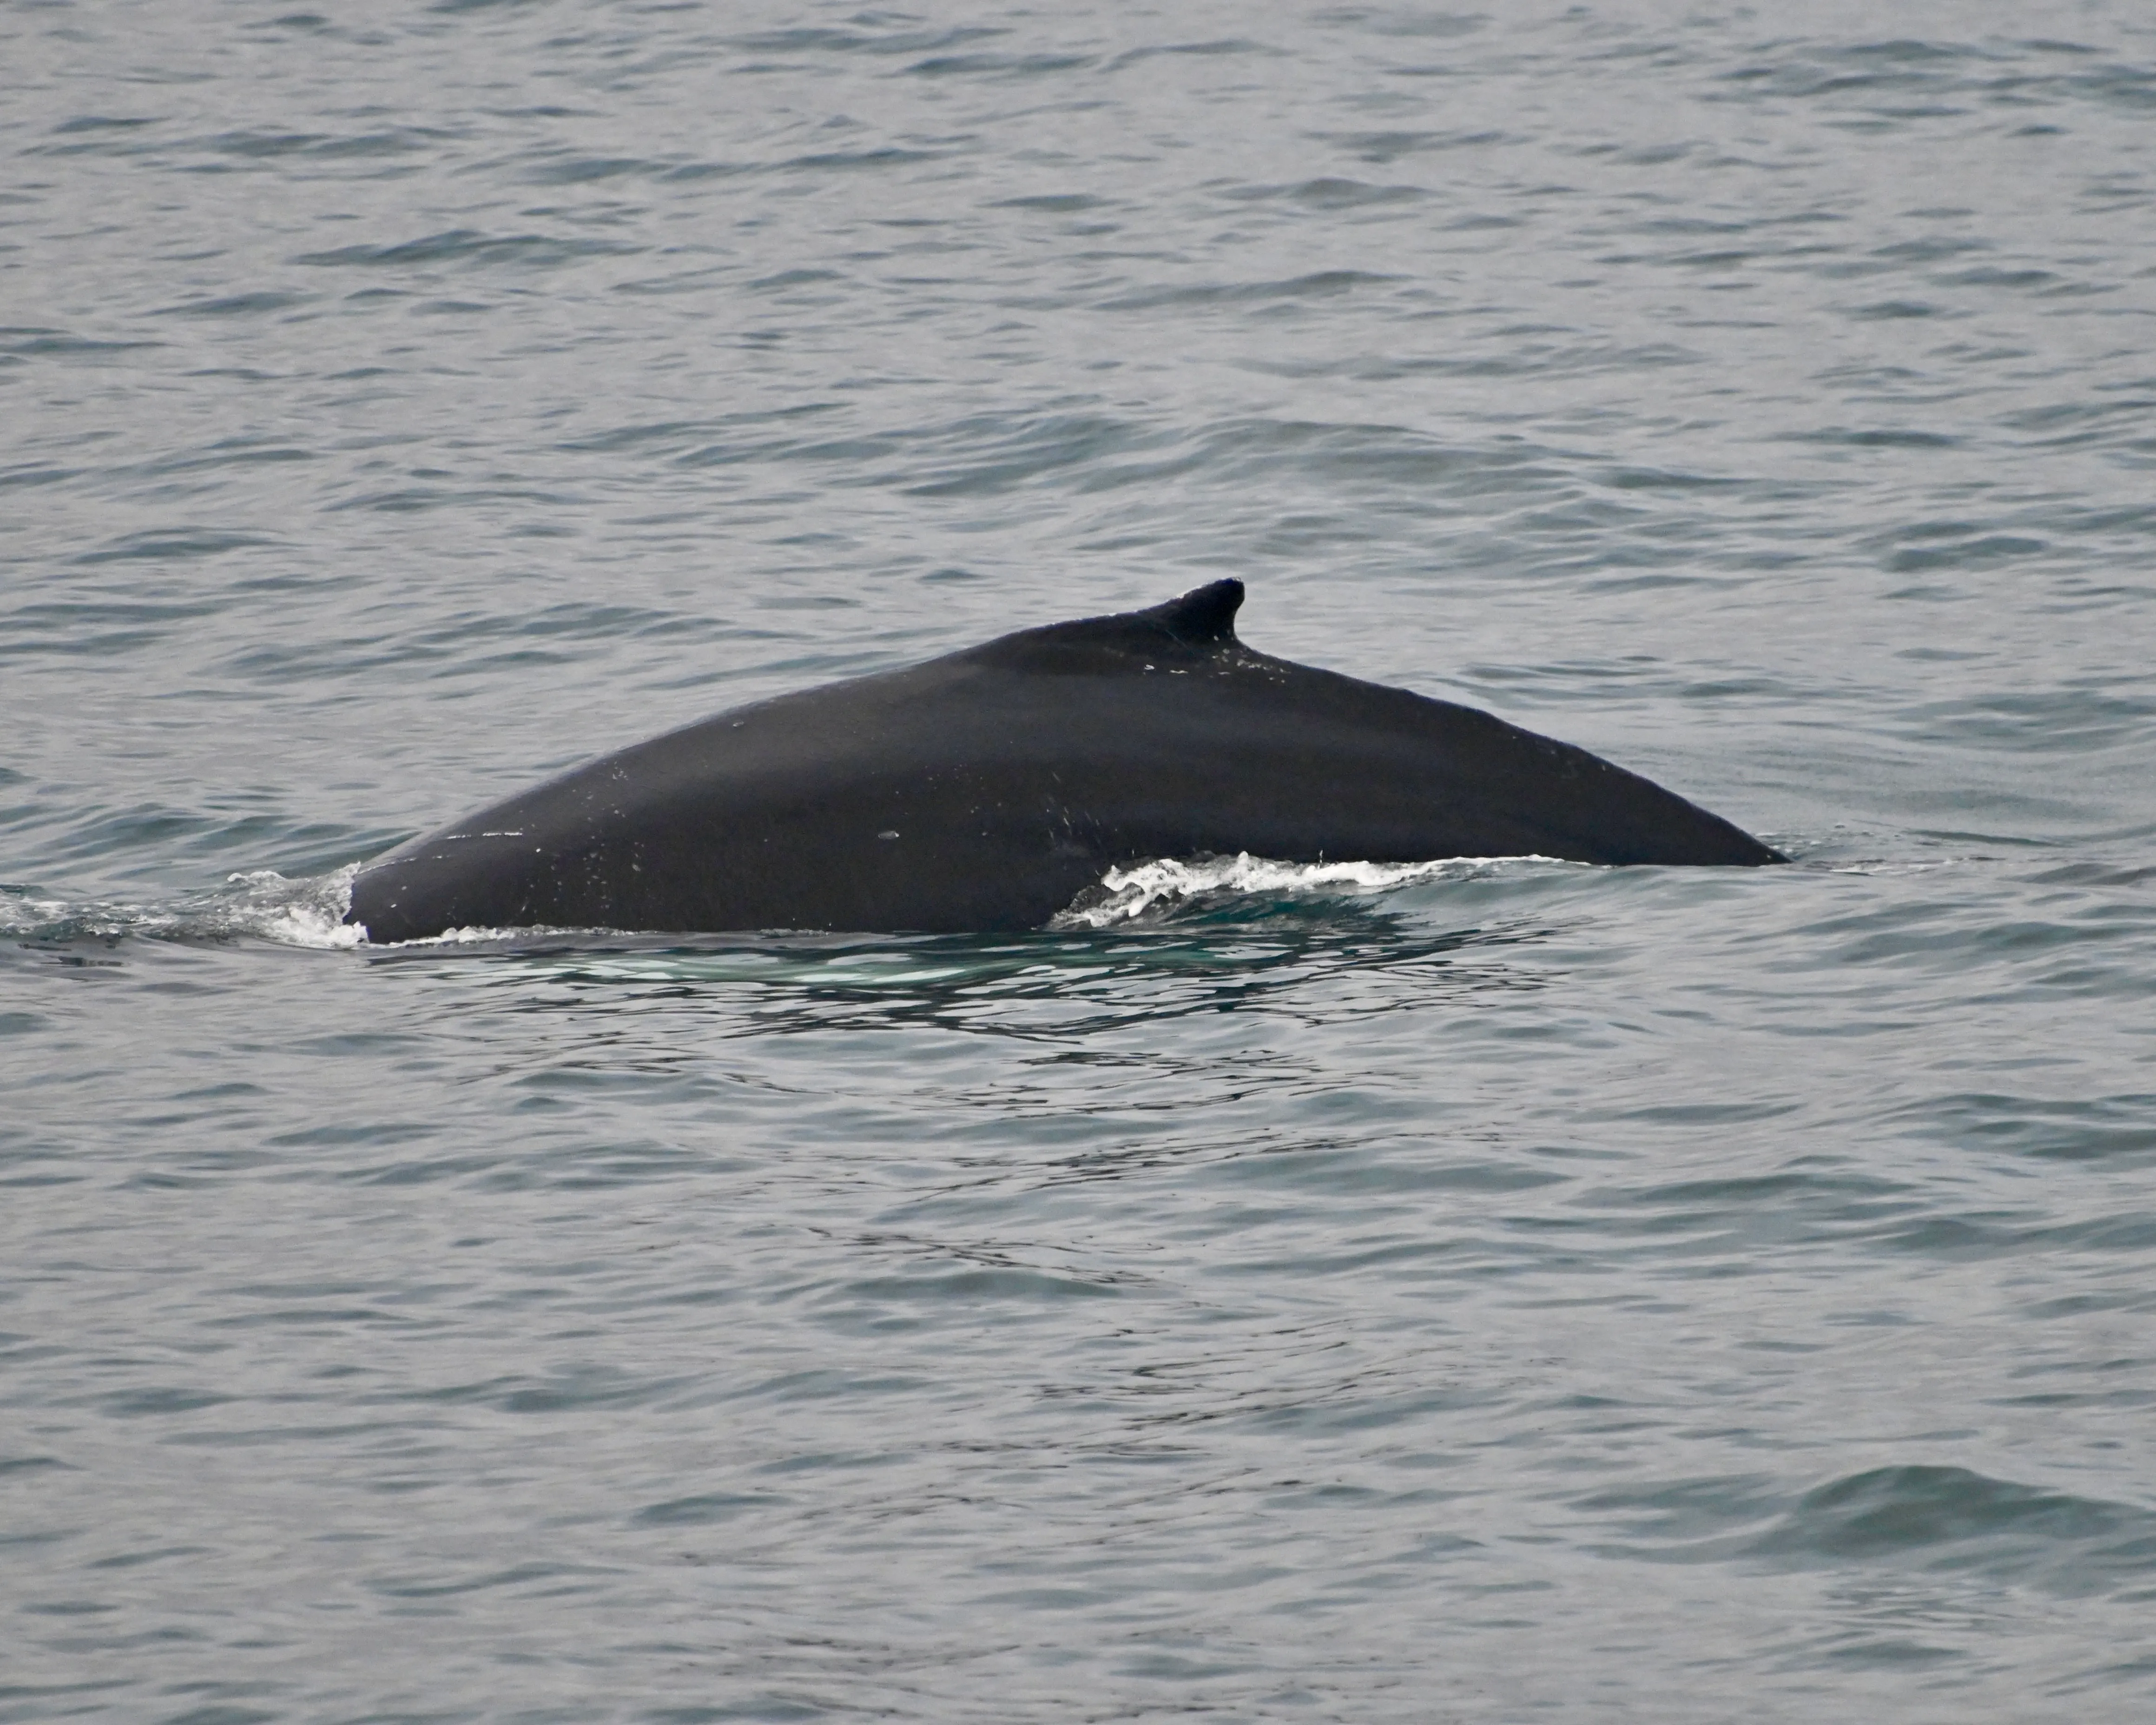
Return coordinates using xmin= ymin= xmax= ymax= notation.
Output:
xmin=373 ymin=921 xmax=557 ymax=947
xmin=1050 ymin=852 xmax=1568 ymax=928
xmin=216 ymin=866 xmax=368 ymax=948
xmin=0 ymin=888 xmax=78 ymax=937
xmin=6 ymin=853 xmax=1573 ymax=949
xmin=0 ymin=866 xmax=369 ymax=948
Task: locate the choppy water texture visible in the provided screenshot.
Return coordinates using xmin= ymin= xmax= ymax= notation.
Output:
xmin=6 ymin=2 xmax=2156 ymax=1719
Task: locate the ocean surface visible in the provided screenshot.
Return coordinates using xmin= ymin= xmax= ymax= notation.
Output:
xmin=5 ymin=2 xmax=2155 ymax=1719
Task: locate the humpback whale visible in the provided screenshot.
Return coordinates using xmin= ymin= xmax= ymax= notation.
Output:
xmin=346 ymin=580 xmax=1780 ymax=942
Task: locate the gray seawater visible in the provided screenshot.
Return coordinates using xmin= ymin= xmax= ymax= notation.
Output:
xmin=5 ymin=1 xmax=2155 ymax=1718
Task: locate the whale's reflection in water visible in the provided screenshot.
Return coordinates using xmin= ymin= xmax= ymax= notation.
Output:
xmin=361 ymin=878 xmax=1563 ymax=1042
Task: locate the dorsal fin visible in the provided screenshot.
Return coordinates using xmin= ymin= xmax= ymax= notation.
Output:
xmin=966 ymin=579 xmax=1246 ymax=673
xmin=1134 ymin=578 xmax=1243 ymax=647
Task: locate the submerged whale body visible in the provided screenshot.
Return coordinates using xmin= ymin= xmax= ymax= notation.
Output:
xmin=346 ymin=580 xmax=1781 ymax=942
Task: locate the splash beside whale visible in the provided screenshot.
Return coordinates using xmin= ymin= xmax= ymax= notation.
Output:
xmin=345 ymin=580 xmax=1781 ymax=942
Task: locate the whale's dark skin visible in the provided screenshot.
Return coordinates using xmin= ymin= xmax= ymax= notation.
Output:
xmin=346 ymin=580 xmax=1781 ymax=942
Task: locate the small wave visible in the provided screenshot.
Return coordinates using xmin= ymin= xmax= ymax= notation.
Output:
xmin=1051 ymin=851 xmax=1568 ymax=928
xmin=1824 ymin=857 xmax=1979 ymax=875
